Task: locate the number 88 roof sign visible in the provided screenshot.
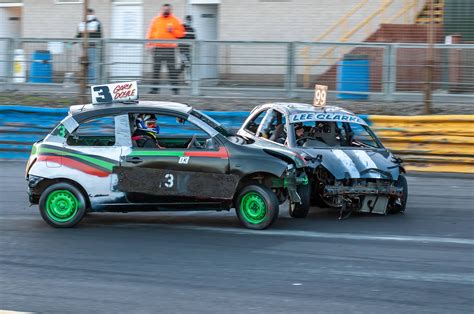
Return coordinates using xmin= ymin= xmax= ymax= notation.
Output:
xmin=91 ymin=81 xmax=138 ymax=105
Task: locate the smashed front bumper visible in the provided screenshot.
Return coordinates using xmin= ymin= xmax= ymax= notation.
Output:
xmin=323 ymin=181 xmax=403 ymax=215
xmin=324 ymin=182 xmax=402 ymax=197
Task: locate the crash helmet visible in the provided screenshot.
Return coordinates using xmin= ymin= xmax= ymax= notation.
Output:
xmin=136 ymin=114 xmax=160 ymax=134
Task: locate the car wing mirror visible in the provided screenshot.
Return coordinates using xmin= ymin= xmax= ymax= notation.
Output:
xmin=205 ymin=138 xmax=216 ymax=150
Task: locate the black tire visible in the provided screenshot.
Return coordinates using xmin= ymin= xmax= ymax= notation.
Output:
xmin=235 ymin=184 xmax=279 ymax=230
xmin=390 ymin=174 xmax=408 ymax=214
xmin=289 ymin=183 xmax=311 ymax=218
xmin=39 ymin=182 xmax=87 ymax=228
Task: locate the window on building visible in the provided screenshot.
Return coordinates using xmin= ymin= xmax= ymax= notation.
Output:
xmin=55 ymin=0 xmax=83 ymax=4
xmin=111 ymin=0 xmax=142 ymax=3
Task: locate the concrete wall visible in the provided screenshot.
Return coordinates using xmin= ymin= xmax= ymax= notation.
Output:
xmin=218 ymin=0 xmax=417 ymax=42
xmin=23 ymin=0 xmax=110 ymax=38
xmin=21 ymin=0 xmax=187 ymax=39
xmin=18 ymin=0 xmax=421 ymax=40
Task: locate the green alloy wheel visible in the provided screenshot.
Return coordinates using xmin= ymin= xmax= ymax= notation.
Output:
xmin=39 ymin=183 xmax=86 ymax=228
xmin=46 ymin=190 xmax=78 ymax=222
xmin=240 ymin=192 xmax=267 ymax=224
xmin=236 ymin=184 xmax=279 ymax=230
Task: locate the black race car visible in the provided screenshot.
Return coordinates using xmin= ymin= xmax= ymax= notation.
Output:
xmin=26 ymin=83 xmax=308 ymax=230
xmin=238 ymin=102 xmax=408 ymax=219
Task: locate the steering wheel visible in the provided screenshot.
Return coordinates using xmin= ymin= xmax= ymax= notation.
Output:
xmin=296 ymin=136 xmax=314 ymax=146
xmin=186 ymin=135 xmax=202 ymax=149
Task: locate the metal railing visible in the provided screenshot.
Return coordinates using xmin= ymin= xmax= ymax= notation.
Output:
xmin=0 ymin=37 xmax=473 ymax=103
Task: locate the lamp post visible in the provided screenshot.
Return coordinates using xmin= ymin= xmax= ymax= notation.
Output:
xmin=79 ymin=0 xmax=89 ymax=104
xmin=424 ymin=0 xmax=435 ymax=114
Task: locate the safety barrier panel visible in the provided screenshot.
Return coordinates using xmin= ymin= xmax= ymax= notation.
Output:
xmin=369 ymin=115 xmax=474 ymax=173
xmin=0 ymin=106 xmax=472 ymax=173
xmin=0 ymin=106 xmax=249 ymax=160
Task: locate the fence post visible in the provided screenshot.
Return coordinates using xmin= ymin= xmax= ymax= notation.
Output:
xmin=285 ymin=42 xmax=296 ymax=98
xmin=97 ymin=39 xmax=104 ymax=84
xmin=191 ymin=40 xmax=200 ymax=96
xmin=383 ymin=43 xmax=397 ymax=101
xmin=5 ymin=38 xmax=15 ymax=91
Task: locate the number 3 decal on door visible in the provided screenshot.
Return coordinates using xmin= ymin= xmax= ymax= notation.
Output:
xmin=164 ymin=174 xmax=174 ymax=188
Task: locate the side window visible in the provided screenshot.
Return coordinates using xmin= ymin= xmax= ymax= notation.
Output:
xmin=129 ymin=112 xmax=212 ymax=149
xmin=66 ymin=116 xmax=115 ymax=146
xmin=260 ymin=111 xmax=286 ymax=142
xmin=244 ymin=110 xmax=267 ymax=134
xmin=157 ymin=115 xmax=209 ymax=138
xmin=348 ymin=123 xmax=380 ymax=148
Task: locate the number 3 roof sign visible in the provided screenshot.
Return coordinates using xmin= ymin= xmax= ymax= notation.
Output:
xmin=313 ymin=84 xmax=328 ymax=107
xmin=91 ymin=81 xmax=138 ymax=105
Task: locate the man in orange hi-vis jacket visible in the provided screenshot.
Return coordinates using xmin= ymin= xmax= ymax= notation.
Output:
xmin=146 ymin=4 xmax=185 ymax=95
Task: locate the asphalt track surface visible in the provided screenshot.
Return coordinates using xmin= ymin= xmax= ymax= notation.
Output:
xmin=1 ymin=161 xmax=473 ymax=313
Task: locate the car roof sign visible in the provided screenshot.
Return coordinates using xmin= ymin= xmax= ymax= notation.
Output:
xmin=313 ymin=84 xmax=328 ymax=107
xmin=289 ymin=112 xmax=368 ymax=126
xmin=91 ymin=81 xmax=138 ymax=105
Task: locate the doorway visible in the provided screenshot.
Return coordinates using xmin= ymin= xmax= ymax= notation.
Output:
xmin=0 ymin=6 xmax=22 ymax=82
xmin=191 ymin=4 xmax=218 ymax=80
xmin=110 ymin=3 xmax=143 ymax=79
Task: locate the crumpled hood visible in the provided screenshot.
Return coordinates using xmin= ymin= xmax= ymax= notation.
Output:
xmin=303 ymin=148 xmax=400 ymax=181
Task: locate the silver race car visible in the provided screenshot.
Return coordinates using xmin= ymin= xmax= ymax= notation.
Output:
xmin=238 ymin=102 xmax=408 ymax=219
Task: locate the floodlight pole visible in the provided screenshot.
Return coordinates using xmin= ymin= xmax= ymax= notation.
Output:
xmin=424 ymin=0 xmax=434 ymax=114
xmin=79 ymin=0 xmax=89 ymax=104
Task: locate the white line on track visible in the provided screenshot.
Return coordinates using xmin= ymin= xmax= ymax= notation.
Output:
xmin=2 ymin=216 xmax=473 ymax=245
xmin=170 ymin=225 xmax=474 ymax=245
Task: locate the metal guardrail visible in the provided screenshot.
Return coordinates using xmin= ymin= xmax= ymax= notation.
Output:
xmin=0 ymin=38 xmax=473 ymax=102
xmin=1 ymin=106 xmax=472 ymax=173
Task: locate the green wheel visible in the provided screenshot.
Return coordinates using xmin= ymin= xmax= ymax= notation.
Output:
xmin=236 ymin=184 xmax=279 ymax=230
xmin=39 ymin=183 xmax=86 ymax=228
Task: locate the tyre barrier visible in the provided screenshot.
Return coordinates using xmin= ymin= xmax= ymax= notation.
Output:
xmin=0 ymin=106 xmax=473 ymax=173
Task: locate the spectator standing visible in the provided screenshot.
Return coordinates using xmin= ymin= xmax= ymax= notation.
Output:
xmin=180 ymin=15 xmax=196 ymax=69
xmin=146 ymin=4 xmax=185 ymax=95
xmin=76 ymin=8 xmax=102 ymax=84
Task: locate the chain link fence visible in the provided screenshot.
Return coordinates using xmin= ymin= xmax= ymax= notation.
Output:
xmin=0 ymin=38 xmax=473 ymax=103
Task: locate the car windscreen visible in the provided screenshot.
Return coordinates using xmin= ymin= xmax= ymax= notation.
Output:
xmin=293 ymin=121 xmax=382 ymax=149
xmin=190 ymin=109 xmax=234 ymax=137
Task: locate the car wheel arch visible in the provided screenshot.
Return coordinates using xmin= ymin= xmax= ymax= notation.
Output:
xmin=233 ymin=172 xmax=281 ymax=201
xmin=34 ymin=178 xmax=90 ymax=209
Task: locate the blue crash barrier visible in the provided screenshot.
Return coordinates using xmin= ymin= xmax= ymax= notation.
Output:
xmin=0 ymin=105 xmax=369 ymax=159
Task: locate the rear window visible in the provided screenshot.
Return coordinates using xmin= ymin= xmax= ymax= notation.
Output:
xmin=66 ymin=116 xmax=115 ymax=146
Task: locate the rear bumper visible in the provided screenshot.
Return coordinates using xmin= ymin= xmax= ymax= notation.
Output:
xmin=27 ymin=175 xmax=44 ymax=204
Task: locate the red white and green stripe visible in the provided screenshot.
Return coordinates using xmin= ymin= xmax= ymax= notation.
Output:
xmin=37 ymin=145 xmax=117 ymax=177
